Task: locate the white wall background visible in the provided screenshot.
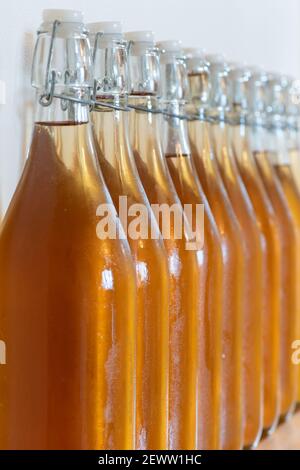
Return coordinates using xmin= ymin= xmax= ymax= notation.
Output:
xmin=0 ymin=0 xmax=300 ymax=214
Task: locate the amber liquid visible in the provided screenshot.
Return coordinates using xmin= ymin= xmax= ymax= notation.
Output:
xmin=0 ymin=123 xmax=136 ymax=450
xmin=93 ymin=109 xmax=169 ymax=450
xmin=231 ymin=129 xmax=281 ymax=433
xmin=290 ymin=146 xmax=300 ymax=193
xmin=273 ymin=163 xmax=300 ymax=406
xmin=211 ymin=123 xmax=263 ymax=448
xmin=254 ymin=151 xmax=298 ymax=419
xmin=166 ymin=150 xmax=223 ymax=450
xmin=129 ymin=106 xmax=200 ymax=449
xmin=189 ymin=120 xmax=244 ymax=450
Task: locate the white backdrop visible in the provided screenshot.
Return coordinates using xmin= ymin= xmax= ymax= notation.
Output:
xmin=0 ymin=0 xmax=300 ymax=213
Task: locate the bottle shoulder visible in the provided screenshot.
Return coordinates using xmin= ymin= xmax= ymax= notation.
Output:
xmin=0 ymin=124 xmax=135 ymax=272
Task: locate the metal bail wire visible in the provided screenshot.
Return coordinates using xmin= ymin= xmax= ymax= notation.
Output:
xmin=36 ymin=20 xmax=130 ymax=112
xmin=35 ymin=20 xmax=195 ymax=120
xmin=38 ymin=19 xmax=60 ymax=107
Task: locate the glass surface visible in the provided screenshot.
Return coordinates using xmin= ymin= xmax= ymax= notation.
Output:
xmin=160 ymin=107 xmax=223 ymax=450
xmin=128 ymin=102 xmax=201 ymax=450
xmin=189 ymin=118 xmax=244 ymax=450
xmin=273 ymin=162 xmax=300 ymax=407
xmin=231 ymin=124 xmax=281 ymax=433
xmin=254 ymin=146 xmax=298 ymax=419
xmin=211 ymin=121 xmax=264 ymax=449
xmin=0 ymin=119 xmax=136 ymax=449
xmin=93 ymin=108 xmax=169 ymax=450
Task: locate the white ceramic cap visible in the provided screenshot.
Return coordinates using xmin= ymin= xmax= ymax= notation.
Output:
xmin=246 ymin=66 xmax=268 ymax=81
xmin=157 ymin=40 xmax=182 ymax=53
xmin=184 ymin=47 xmax=206 ymax=59
xmin=228 ymin=63 xmax=251 ymax=77
xmin=124 ymin=31 xmax=154 ymax=43
xmin=247 ymin=65 xmax=265 ymax=74
xmin=88 ymin=21 xmax=122 ymax=35
xmin=205 ymin=53 xmax=226 ymax=65
xmin=266 ymin=71 xmax=284 ymax=80
xmin=42 ymin=9 xmax=83 ymax=23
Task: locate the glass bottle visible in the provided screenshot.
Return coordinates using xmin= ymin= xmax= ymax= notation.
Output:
xmin=201 ymin=56 xmax=264 ymax=449
xmin=248 ymin=70 xmax=298 ymax=421
xmin=0 ymin=9 xmax=136 ymax=450
xmin=228 ymin=66 xmax=281 ymax=434
xmin=186 ymin=50 xmax=245 ymax=450
xmin=125 ymin=32 xmax=204 ymax=450
xmin=89 ymin=22 xmax=169 ymax=451
xmin=264 ymin=74 xmax=300 ymax=416
xmin=285 ymin=80 xmax=300 ymax=403
xmin=153 ymin=39 xmax=223 ymax=450
xmin=286 ymin=81 xmax=300 ymax=192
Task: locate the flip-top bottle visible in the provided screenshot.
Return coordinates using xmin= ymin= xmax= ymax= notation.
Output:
xmin=185 ymin=49 xmax=245 ymax=450
xmin=125 ymin=32 xmax=202 ymax=450
xmin=154 ymin=39 xmax=223 ymax=450
xmin=284 ymin=80 xmax=300 ymax=403
xmin=286 ymin=81 xmax=300 ymax=192
xmin=198 ymin=55 xmax=264 ymax=449
xmin=229 ymin=66 xmax=282 ymax=434
xmin=0 ymin=10 xmax=136 ymax=450
xmin=264 ymin=74 xmax=300 ymax=415
xmin=248 ymin=70 xmax=298 ymax=421
xmin=89 ymin=22 xmax=169 ymax=450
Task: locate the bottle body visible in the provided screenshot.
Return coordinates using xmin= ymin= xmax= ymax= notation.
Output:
xmin=0 ymin=120 xmax=136 ymax=449
xmin=211 ymin=121 xmax=264 ymax=448
xmin=93 ymin=108 xmax=169 ymax=450
xmin=273 ymin=165 xmax=300 ymax=406
xmin=287 ymin=125 xmax=300 ymax=193
xmin=129 ymin=105 xmax=200 ymax=450
xmin=269 ymin=126 xmax=300 ymax=410
xmin=189 ymin=119 xmax=244 ymax=450
xmin=162 ymin=111 xmax=223 ymax=450
xmin=166 ymin=153 xmax=223 ymax=451
xmin=290 ymin=146 xmax=300 ymax=193
xmin=231 ymin=124 xmax=281 ymax=433
xmin=252 ymin=127 xmax=298 ymax=419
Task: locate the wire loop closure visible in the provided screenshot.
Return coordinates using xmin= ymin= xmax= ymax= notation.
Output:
xmin=37 ymin=19 xmax=293 ymax=130
xmin=37 ymin=20 xmax=131 ymax=112
xmin=35 ymin=19 xmax=195 ymax=120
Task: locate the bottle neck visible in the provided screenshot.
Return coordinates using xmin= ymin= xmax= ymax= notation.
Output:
xmin=32 ymin=92 xmax=95 ymax=172
xmin=92 ymin=107 xmax=131 ymax=171
xmin=28 ymin=120 xmax=101 ymax=198
xmin=230 ymin=121 xmax=249 ymax=146
xmin=93 ymin=36 xmax=128 ymax=98
xmin=34 ymin=94 xmax=90 ymax=124
xmin=266 ymin=78 xmax=288 ymax=131
xmin=247 ymin=76 xmax=268 ymax=127
xmin=267 ymin=122 xmax=291 ymax=164
xmin=227 ymin=72 xmax=250 ymax=126
xmin=205 ymin=64 xmax=229 ymax=122
xmin=32 ymin=21 xmax=92 ymax=125
xmin=161 ymin=102 xmax=191 ymax=157
xmin=286 ymin=125 xmax=300 ymax=151
xmin=127 ymin=42 xmax=160 ymax=97
xmin=188 ymin=70 xmax=210 ymax=108
xmin=128 ymin=95 xmax=162 ymax=156
xmin=128 ymin=95 xmax=180 ymax=202
xmin=228 ymin=122 xmax=251 ymax=169
xmin=248 ymin=122 xmax=273 ymax=154
xmin=158 ymin=52 xmax=191 ymax=156
xmin=188 ymin=119 xmax=211 ymax=159
xmin=207 ymin=120 xmax=234 ymax=169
